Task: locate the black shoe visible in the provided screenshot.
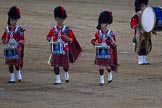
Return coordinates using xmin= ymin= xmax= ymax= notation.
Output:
xmin=100 ymin=83 xmax=104 ymax=86
xmin=139 ymin=63 xmax=145 ymax=65
xmin=18 ymin=80 xmax=22 ymax=82
xmin=143 ymin=63 xmax=150 ymax=65
xmin=108 ymin=80 xmax=112 ymax=83
xmin=65 ymin=80 xmax=69 ymax=83
xmin=8 ymin=81 xmax=16 ymax=83
xmin=54 ymin=83 xmax=61 ymax=85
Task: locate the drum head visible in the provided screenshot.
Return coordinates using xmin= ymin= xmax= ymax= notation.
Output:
xmin=141 ymin=7 xmax=156 ymax=32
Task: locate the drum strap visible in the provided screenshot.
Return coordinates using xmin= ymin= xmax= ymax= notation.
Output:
xmin=54 ymin=25 xmax=67 ymax=38
xmin=6 ymin=26 xmax=20 ymax=38
xmin=54 ymin=25 xmax=69 ymax=48
xmin=6 ymin=26 xmax=19 ymax=48
xmin=54 ymin=25 xmax=66 ymax=33
xmin=99 ymin=30 xmax=105 ymax=42
xmin=54 ymin=25 xmax=69 ymax=41
xmin=107 ymin=30 xmax=112 ymax=37
xmin=99 ymin=29 xmax=113 ymax=42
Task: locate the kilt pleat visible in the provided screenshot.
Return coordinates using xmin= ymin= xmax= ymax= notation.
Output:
xmin=95 ymin=57 xmax=112 ymax=66
xmin=51 ymin=53 xmax=69 ymax=67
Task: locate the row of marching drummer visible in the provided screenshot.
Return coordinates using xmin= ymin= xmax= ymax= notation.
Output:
xmin=1 ymin=0 xmax=162 ymax=86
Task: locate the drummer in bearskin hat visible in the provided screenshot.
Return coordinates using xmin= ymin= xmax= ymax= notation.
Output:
xmin=130 ymin=0 xmax=157 ymax=65
xmin=1 ymin=6 xmax=25 ymax=83
xmin=46 ymin=6 xmax=82 ymax=85
xmin=90 ymin=11 xmax=118 ymax=86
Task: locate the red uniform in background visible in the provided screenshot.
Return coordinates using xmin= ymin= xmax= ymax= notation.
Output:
xmin=130 ymin=0 xmax=154 ymax=65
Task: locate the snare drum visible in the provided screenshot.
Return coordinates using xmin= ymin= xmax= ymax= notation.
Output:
xmin=141 ymin=6 xmax=162 ymax=32
xmin=50 ymin=42 xmax=65 ymax=54
xmin=96 ymin=46 xmax=110 ymax=58
xmin=4 ymin=47 xmax=18 ymax=60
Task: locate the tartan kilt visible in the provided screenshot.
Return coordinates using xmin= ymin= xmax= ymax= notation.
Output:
xmin=5 ymin=48 xmax=23 ymax=67
xmin=95 ymin=57 xmax=112 ymax=66
xmin=51 ymin=52 xmax=69 ymax=67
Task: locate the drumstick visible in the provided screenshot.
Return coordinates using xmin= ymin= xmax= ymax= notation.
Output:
xmin=48 ymin=54 xmax=52 ymax=65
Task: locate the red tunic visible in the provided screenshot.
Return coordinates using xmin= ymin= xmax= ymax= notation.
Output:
xmin=91 ymin=30 xmax=117 ymax=68
xmin=1 ymin=26 xmax=25 ymax=68
xmin=130 ymin=15 xmax=139 ymax=29
xmin=46 ymin=25 xmax=74 ymax=67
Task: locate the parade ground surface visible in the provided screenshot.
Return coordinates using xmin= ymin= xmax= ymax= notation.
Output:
xmin=0 ymin=0 xmax=162 ymax=108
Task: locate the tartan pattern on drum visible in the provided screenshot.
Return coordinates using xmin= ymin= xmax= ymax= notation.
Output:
xmin=95 ymin=57 xmax=112 ymax=66
xmin=51 ymin=53 xmax=69 ymax=67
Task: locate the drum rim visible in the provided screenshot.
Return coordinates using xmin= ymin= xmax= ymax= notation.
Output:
xmin=141 ymin=6 xmax=156 ymax=32
xmin=95 ymin=45 xmax=109 ymax=48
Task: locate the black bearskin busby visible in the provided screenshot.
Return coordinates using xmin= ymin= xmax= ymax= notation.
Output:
xmin=134 ymin=0 xmax=149 ymax=12
xmin=7 ymin=6 xmax=21 ymax=25
xmin=54 ymin=6 xmax=67 ymax=20
xmin=96 ymin=11 xmax=113 ymax=30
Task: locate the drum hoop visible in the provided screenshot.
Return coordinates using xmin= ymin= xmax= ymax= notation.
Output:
xmin=95 ymin=45 xmax=109 ymax=49
xmin=50 ymin=42 xmax=64 ymax=44
xmin=141 ymin=7 xmax=156 ymax=32
xmin=50 ymin=42 xmax=57 ymax=44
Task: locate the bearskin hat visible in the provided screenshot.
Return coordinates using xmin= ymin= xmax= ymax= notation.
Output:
xmin=96 ymin=11 xmax=113 ymax=30
xmin=54 ymin=6 xmax=67 ymax=20
xmin=134 ymin=0 xmax=149 ymax=12
xmin=7 ymin=6 xmax=21 ymax=25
